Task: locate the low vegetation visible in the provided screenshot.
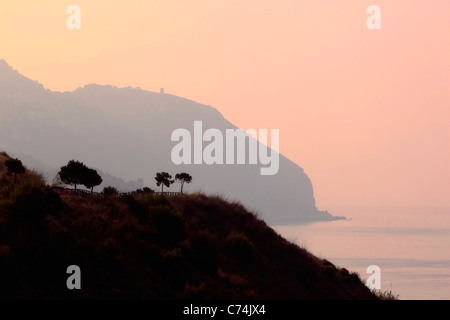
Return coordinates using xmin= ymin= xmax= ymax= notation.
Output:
xmin=372 ymin=289 xmax=399 ymax=300
xmin=0 ymin=153 xmax=381 ymax=299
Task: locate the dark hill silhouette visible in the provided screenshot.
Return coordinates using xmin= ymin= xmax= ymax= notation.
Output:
xmin=0 ymin=60 xmax=344 ymax=224
xmin=0 ymin=153 xmax=379 ymax=299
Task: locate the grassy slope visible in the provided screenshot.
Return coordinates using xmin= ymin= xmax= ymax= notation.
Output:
xmin=0 ymin=152 xmax=378 ymax=300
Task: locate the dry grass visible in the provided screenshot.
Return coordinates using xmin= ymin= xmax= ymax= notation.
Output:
xmin=372 ymin=289 xmax=399 ymax=300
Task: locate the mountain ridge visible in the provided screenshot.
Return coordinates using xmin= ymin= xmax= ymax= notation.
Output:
xmin=0 ymin=60 xmax=345 ymax=224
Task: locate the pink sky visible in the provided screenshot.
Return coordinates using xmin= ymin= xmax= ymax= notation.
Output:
xmin=1 ymin=1 xmax=449 ymax=211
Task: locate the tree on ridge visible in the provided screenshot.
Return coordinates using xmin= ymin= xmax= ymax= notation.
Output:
xmin=175 ymin=172 xmax=192 ymax=194
xmin=5 ymin=158 xmax=25 ymax=183
xmin=155 ymin=172 xmax=174 ymax=193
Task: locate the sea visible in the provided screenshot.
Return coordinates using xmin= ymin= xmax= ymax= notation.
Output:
xmin=273 ymin=205 xmax=450 ymax=300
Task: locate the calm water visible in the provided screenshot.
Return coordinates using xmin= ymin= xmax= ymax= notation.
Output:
xmin=273 ymin=206 xmax=450 ymax=300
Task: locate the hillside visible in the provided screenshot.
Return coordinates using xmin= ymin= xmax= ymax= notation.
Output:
xmin=0 ymin=152 xmax=377 ymax=299
xmin=0 ymin=59 xmax=344 ymax=224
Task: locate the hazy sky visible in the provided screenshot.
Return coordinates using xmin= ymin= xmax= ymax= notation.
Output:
xmin=1 ymin=1 xmax=449 ymax=211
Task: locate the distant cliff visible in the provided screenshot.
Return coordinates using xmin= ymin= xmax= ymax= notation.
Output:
xmin=0 ymin=59 xmax=345 ymax=224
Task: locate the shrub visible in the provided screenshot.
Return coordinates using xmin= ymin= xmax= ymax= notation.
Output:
xmin=225 ymin=232 xmax=254 ymax=261
xmin=343 ymin=272 xmax=361 ymax=285
xmin=103 ymin=186 xmax=119 ymax=197
xmin=6 ymin=179 xmax=62 ymax=223
xmin=322 ymin=259 xmax=338 ymax=280
xmin=121 ymin=195 xmax=148 ymax=223
xmin=324 ymin=265 xmax=337 ymax=280
xmin=137 ymin=194 xmax=186 ymax=244
xmin=139 ymin=194 xmax=170 ymax=208
xmin=135 ymin=187 xmax=154 ymax=195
